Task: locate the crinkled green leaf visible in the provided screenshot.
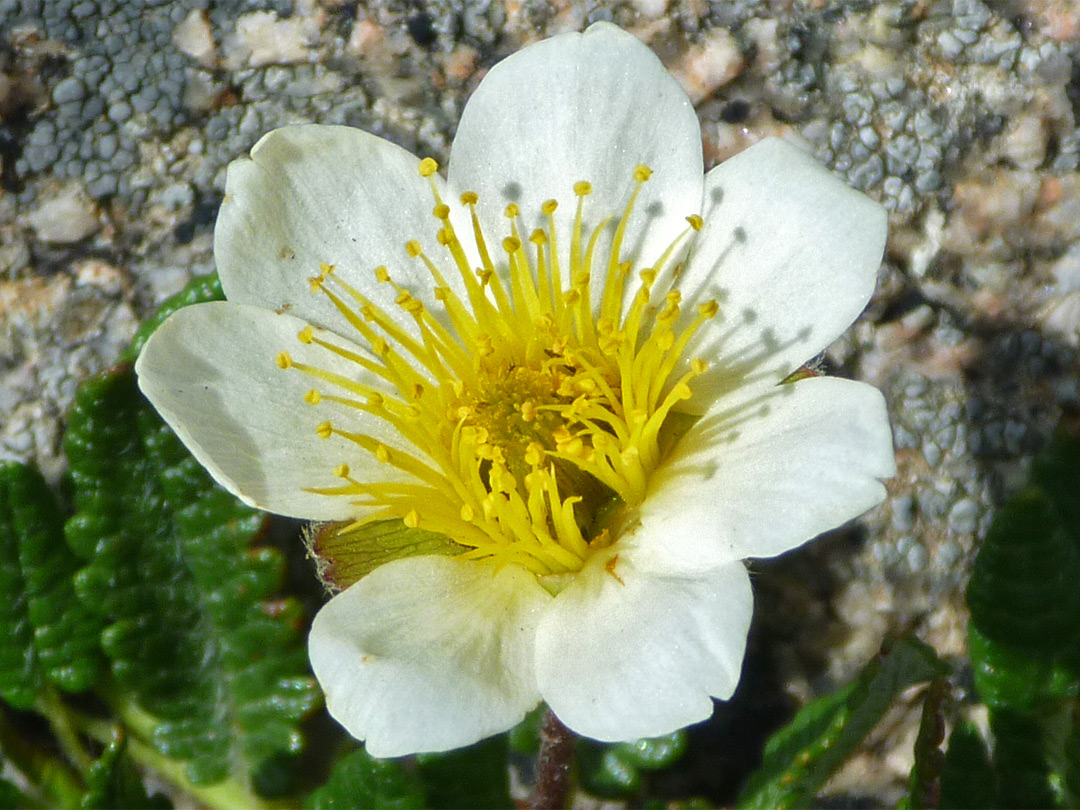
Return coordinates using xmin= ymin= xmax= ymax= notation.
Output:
xmin=967 ymin=428 xmax=1080 ymax=711
xmin=939 ymin=722 xmax=997 ymax=810
xmin=304 ymin=748 xmax=424 ymax=810
xmin=0 ymin=462 xmax=101 ymax=708
xmin=416 ymin=735 xmax=511 ymax=809
xmin=82 ymin=728 xmax=171 ymax=809
xmin=124 ymin=272 xmax=224 ymax=362
xmin=579 ymin=730 xmax=688 ymax=799
xmin=64 ymin=366 xmax=320 ymax=789
xmin=736 ymin=636 xmax=948 ymax=809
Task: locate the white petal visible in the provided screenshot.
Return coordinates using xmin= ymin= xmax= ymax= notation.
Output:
xmin=535 ymin=549 xmax=751 ymax=741
xmin=679 ymin=138 xmax=887 ymax=411
xmin=135 ymin=301 xmax=421 ymax=521
xmin=633 ymin=375 xmax=894 ymax=573
xmin=448 ymin=23 xmax=703 ymax=283
xmin=215 ymin=124 xmax=459 ymax=337
xmin=309 ymin=556 xmax=550 ymax=757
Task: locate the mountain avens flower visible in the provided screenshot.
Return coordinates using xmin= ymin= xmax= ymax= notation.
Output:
xmin=136 ymin=23 xmax=894 ymax=757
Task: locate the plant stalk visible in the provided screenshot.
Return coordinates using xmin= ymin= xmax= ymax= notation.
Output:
xmin=527 ymin=708 xmax=575 ymax=810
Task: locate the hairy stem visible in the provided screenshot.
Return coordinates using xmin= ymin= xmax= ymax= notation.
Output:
xmin=528 ymin=708 xmax=576 ymax=810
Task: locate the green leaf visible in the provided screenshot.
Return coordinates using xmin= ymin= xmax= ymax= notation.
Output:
xmin=416 ymin=735 xmax=511 ymax=809
xmin=64 ymin=366 xmax=320 ymax=788
xmin=82 ymin=728 xmax=171 ymax=809
xmin=579 ymin=730 xmax=688 ymax=799
xmin=0 ymin=462 xmax=102 ymax=708
xmin=304 ymin=748 xmax=425 ymax=810
xmin=939 ymin=722 xmax=997 ymax=810
xmin=966 ymin=427 xmax=1080 ymax=712
xmin=903 ymin=679 xmax=947 ymax=810
xmin=123 ymin=273 xmax=224 ymax=362
xmin=736 ymin=636 xmax=948 ymax=809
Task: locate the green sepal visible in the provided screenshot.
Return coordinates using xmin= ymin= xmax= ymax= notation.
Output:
xmin=0 ymin=462 xmax=102 ymax=707
xmin=579 ymin=730 xmax=688 ymax=798
xmin=123 ymin=272 xmax=224 ymax=362
xmin=939 ymin=722 xmax=998 ymax=810
xmin=508 ymin=706 xmax=546 ymax=756
xmin=81 ymin=728 xmax=172 ymax=809
xmin=736 ymin=636 xmax=948 ymax=809
xmin=309 ymin=519 xmax=462 ymax=591
xmin=304 ymin=748 xmax=425 ymax=810
xmin=416 ymin=735 xmax=511 ymax=809
xmin=64 ymin=365 xmax=320 ymax=789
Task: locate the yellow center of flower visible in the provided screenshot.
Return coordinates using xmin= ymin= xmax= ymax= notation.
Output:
xmin=276 ymin=157 xmax=716 ymax=577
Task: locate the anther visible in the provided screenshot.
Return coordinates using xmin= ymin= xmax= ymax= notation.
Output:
xmin=405 ymin=240 xmax=423 ymax=258
xmin=633 ymin=164 xmax=653 ymax=182
xmin=691 ymin=358 xmax=708 ymax=374
xmin=530 ymin=229 xmax=547 ymax=245
xmin=297 ymin=326 xmax=314 ymax=344
xmin=460 ymin=503 xmax=475 ymax=521
xmin=404 ymin=509 xmax=420 ymax=528
xmin=374 ymin=266 xmax=390 ymax=283
xmin=541 ymin=199 xmax=558 ymax=215
xmin=504 ymin=202 xmax=519 ymax=218
xmin=503 ymin=236 xmax=521 ymax=253
xmin=573 ymin=180 xmax=592 ymax=196
xmin=334 ymin=464 xmax=350 ymax=478
xmin=525 ymin=442 xmax=545 ymax=466
xmin=686 ymin=214 xmax=704 ymax=231
xmin=433 ymin=203 xmax=450 ymax=219
xmin=418 ymin=157 xmax=438 ymax=177
xmin=275 ymin=351 xmax=292 ymax=369
xmin=319 ymin=262 xmax=335 ymax=276
xmin=304 ymin=389 xmax=321 ymax=405
xmin=316 ymin=421 xmax=333 ymax=439
xmin=460 ymin=191 xmax=478 ymax=205
xmin=698 ymin=300 xmax=720 ymax=318
xmin=375 ymin=444 xmax=390 ymax=463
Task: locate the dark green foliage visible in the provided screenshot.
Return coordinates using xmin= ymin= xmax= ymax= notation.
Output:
xmin=940 ymin=425 xmax=1080 ymax=810
xmin=304 ymin=748 xmax=425 ymax=810
xmin=0 ymin=463 xmax=40 ymax=710
xmin=82 ymin=729 xmax=171 ymax=809
xmin=736 ymin=636 xmax=948 ymax=809
xmin=939 ymin=723 xmax=996 ymax=810
xmin=579 ymin=730 xmax=688 ymax=798
xmin=0 ymin=462 xmax=101 ymax=708
xmin=64 ymin=366 xmax=320 ymax=788
xmin=989 ymin=709 xmax=1057 ymax=809
xmin=124 ymin=273 xmax=224 ymax=362
xmin=415 ymin=735 xmax=511 ymax=809
xmin=967 ymin=429 xmax=1080 ymax=710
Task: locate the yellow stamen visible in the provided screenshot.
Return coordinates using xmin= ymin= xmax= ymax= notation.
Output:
xmin=282 ymin=163 xmax=719 ymax=577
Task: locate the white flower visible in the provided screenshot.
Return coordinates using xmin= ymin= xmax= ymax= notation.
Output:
xmin=135 ymin=23 xmax=894 ymax=758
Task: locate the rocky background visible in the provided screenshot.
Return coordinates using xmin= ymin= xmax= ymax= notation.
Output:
xmin=2 ymin=0 xmax=1079 ymax=804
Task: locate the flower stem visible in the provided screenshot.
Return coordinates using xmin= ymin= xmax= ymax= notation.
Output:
xmin=527 ymin=709 xmax=575 ymax=810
